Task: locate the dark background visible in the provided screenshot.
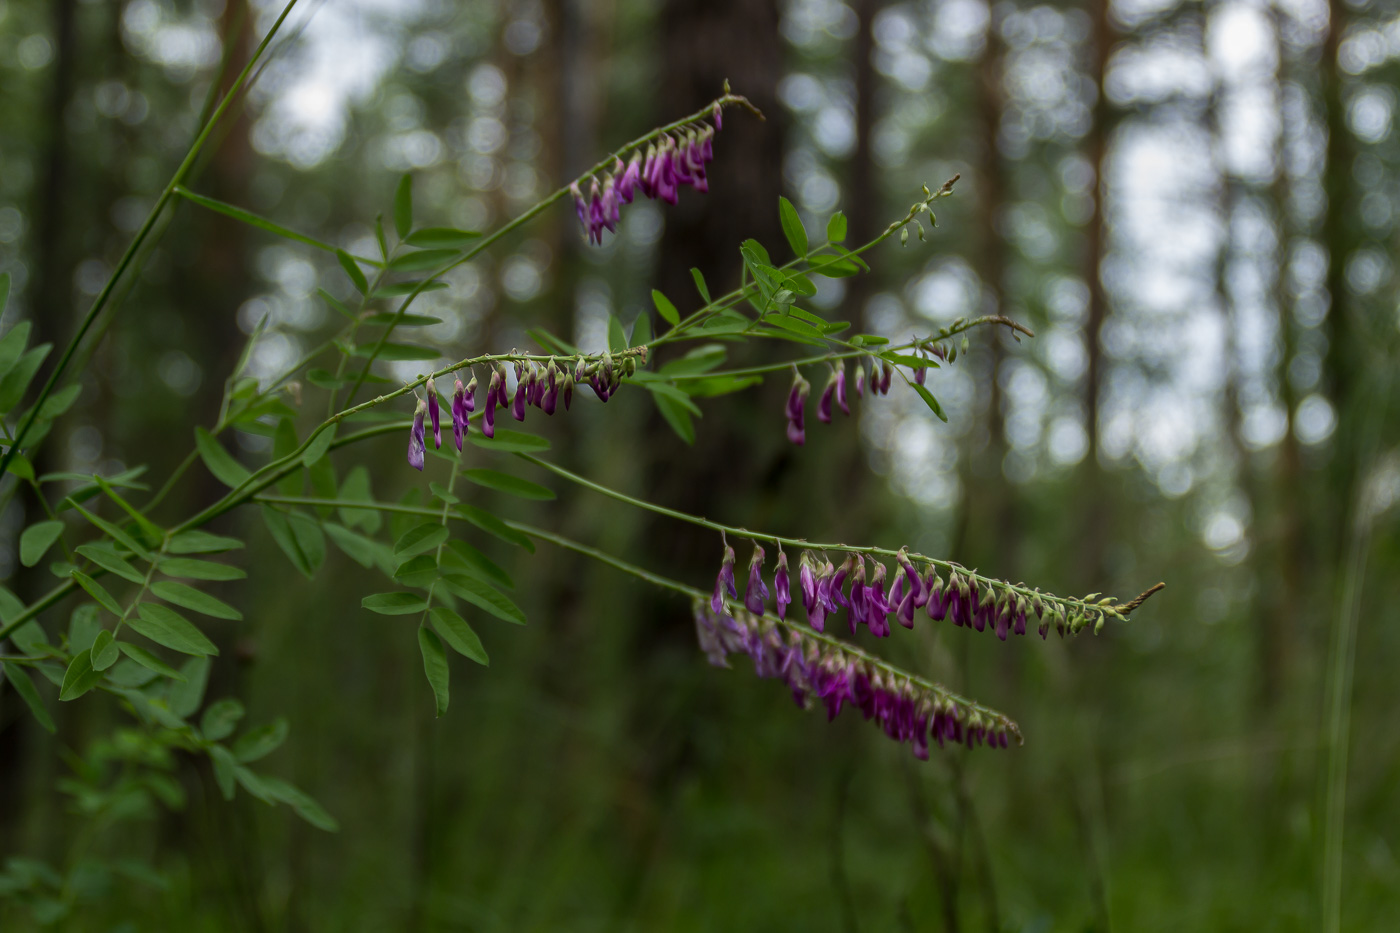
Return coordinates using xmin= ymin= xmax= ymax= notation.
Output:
xmin=1 ymin=0 xmax=1398 ymax=928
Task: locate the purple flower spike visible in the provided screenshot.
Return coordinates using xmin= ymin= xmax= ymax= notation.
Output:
xmin=712 ymin=544 xmax=737 ymax=613
xmin=451 ymin=378 xmax=470 ymax=451
xmin=745 ymin=546 xmax=769 ymax=614
xmin=407 ymin=400 xmax=426 ymax=471
xmin=425 ymin=377 xmax=442 ymax=449
xmin=785 ymin=371 xmax=810 ymax=445
xmin=835 ymin=364 xmax=849 ymax=416
xmin=775 ymin=551 xmax=791 ymax=619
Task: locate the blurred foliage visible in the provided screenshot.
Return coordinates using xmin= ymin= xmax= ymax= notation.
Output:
xmin=1 ymin=0 xmax=1399 ymax=930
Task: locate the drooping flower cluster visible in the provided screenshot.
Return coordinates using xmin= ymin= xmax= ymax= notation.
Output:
xmin=714 ymin=542 xmax=1098 ymax=643
xmin=785 ymin=348 xmax=955 ymax=445
xmin=570 ymin=106 xmax=723 ymax=244
xmin=693 ymin=601 xmax=1017 ymax=756
xmin=407 ymin=351 xmax=648 ymax=468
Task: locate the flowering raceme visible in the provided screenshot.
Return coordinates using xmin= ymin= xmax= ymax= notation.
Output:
xmin=709 ymin=541 xmax=1118 ymax=646
xmin=785 ymin=352 xmax=934 ymax=444
xmin=570 ymin=108 xmax=722 ymax=244
xmin=693 ymin=602 xmax=1017 ymax=757
xmin=404 ymin=350 xmax=646 ymax=465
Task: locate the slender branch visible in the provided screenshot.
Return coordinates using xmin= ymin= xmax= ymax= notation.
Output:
xmin=664 ymin=317 xmax=1031 ymax=382
xmin=172 ymin=348 xmax=645 ymax=533
xmin=0 ymin=0 xmax=304 ymax=480
xmin=341 ymin=93 xmax=757 ymax=407
xmin=249 ymin=494 xmax=1016 ymax=728
xmin=515 ymin=453 xmax=1152 ymax=619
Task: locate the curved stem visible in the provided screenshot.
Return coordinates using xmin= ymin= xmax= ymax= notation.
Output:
xmin=173 ymin=347 xmax=644 ymax=533
xmin=342 ymin=93 xmax=756 ymax=408
xmin=514 ymin=453 xmax=1156 ymax=619
xmin=249 ymin=494 xmax=1016 ymax=728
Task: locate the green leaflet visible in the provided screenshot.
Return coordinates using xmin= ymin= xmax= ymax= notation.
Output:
xmin=233 ymin=718 xmax=289 ymax=762
xmin=195 ymin=427 xmax=251 ymax=488
xmin=778 ymin=196 xmax=808 ymax=257
xmin=2 ymin=661 xmax=55 ymax=733
xmin=429 ymin=606 xmax=488 ymax=666
xmin=130 ymin=604 xmax=219 ymax=657
xmin=19 ymin=521 xmax=64 ymax=568
xmin=151 ymin=581 xmax=242 ymax=621
xmin=417 ymin=626 xmax=450 ymax=717
xmin=461 ymin=468 xmax=555 ymax=501
xmin=361 ymin=592 xmax=428 ymax=615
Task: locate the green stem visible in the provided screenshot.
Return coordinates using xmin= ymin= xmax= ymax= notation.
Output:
xmin=648 ymin=184 xmax=957 ymax=350
xmin=249 ymin=494 xmax=1015 ymax=729
xmin=0 ymin=0 xmax=304 ymax=481
xmin=173 ymin=347 xmax=644 ymax=534
xmin=1320 ymin=370 xmax=1389 ymax=933
xmin=664 ymin=316 xmax=1023 ymax=382
xmin=513 ymin=453 xmax=1151 ymax=619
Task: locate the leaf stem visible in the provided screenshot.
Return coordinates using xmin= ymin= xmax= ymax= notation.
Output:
xmin=248 ymin=493 xmax=1015 ymax=729
xmin=513 ymin=453 xmax=1151 ymax=619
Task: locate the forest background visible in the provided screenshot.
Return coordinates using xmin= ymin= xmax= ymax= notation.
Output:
xmin=1 ymin=0 xmax=1398 ymax=929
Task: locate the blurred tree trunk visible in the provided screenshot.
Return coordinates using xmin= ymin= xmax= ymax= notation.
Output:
xmin=613 ymin=0 xmax=791 ymax=919
xmin=0 ymin=0 xmax=80 ymax=867
xmin=1079 ymin=0 xmax=1116 ymax=585
xmin=1319 ymin=0 xmax=1358 ymax=563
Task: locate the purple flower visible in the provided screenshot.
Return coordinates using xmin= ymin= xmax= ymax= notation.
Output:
xmin=425 ymin=377 xmax=442 ymax=449
xmin=817 ymin=375 xmax=836 ymax=424
xmin=512 ymin=369 xmax=528 ymax=422
xmin=847 ymin=559 xmax=868 ymax=633
xmin=855 ymin=364 xmax=866 ymax=398
xmin=785 ymin=371 xmax=810 ymax=445
xmin=775 ymin=551 xmax=791 ymax=619
xmin=570 ymin=181 xmax=587 ymax=230
xmin=712 ymin=101 xmax=723 ymax=131
xmin=866 ymin=563 xmax=891 ymax=637
xmin=914 ymin=365 xmax=927 ymax=386
xmin=712 ymin=544 xmax=737 ymax=613
xmin=835 ymin=364 xmax=849 ymax=416
xmin=407 ymin=399 xmax=426 ymax=471
xmin=483 ymin=370 xmax=500 ymax=439
xmin=745 ymin=545 xmax=769 ymax=614
xmin=925 ymin=572 xmax=947 ymax=622
xmin=451 ymin=377 xmax=471 ymax=451
xmin=879 ymin=361 xmax=893 ymax=395
xmin=618 ymin=154 xmax=642 ymax=203
xmin=896 ymin=549 xmax=925 ymax=608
